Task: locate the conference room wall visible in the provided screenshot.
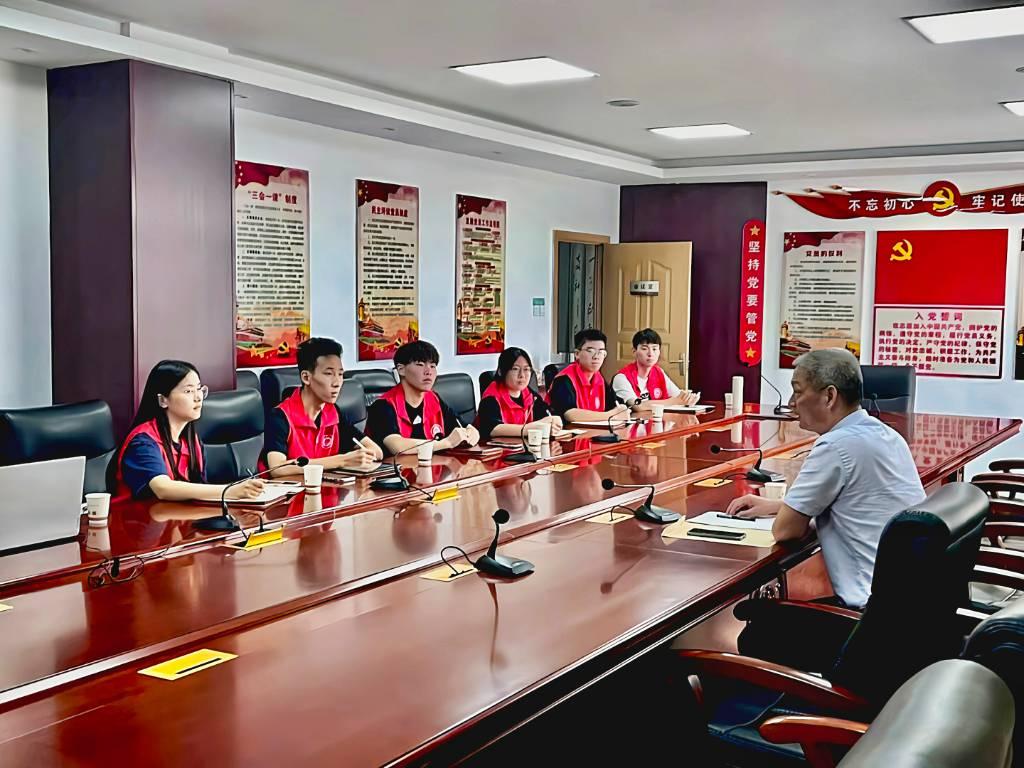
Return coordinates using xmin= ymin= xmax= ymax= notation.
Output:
xmin=234 ymin=109 xmax=619 ymax=393
xmin=762 ymin=169 xmax=1024 ymax=477
xmin=0 ymin=61 xmax=50 ymax=408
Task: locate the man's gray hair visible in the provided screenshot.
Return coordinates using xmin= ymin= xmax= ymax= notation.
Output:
xmin=793 ymin=348 xmax=863 ymax=405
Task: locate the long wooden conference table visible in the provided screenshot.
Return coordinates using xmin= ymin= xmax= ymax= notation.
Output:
xmin=0 ymin=405 xmax=1016 ymax=766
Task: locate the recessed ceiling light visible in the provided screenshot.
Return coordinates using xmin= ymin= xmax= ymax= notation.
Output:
xmin=607 ymin=99 xmax=640 ymax=108
xmin=906 ymin=5 xmax=1024 ymax=44
xmin=1002 ymin=100 xmax=1024 ymax=116
xmin=648 ymin=123 xmax=750 ymax=139
xmin=451 ymin=57 xmax=597 ymax=85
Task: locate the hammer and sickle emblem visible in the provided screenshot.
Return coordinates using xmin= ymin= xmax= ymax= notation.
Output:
xmin=932 ymin=186 xmax=955 ymax=212
xmin=890 ymin=240 xmax=913 ymax=262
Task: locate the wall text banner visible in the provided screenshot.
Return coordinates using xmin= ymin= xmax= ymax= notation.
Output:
xmin=455 ymin=195 xmax=506 ymax=355
xmin=356 ymin=180 xmax=420 ymax=361
xmin=873 ymin=229 xmax=1007 ymax=379
xmin=738 ymin=220 xmax=766 ymax=366
xmin=776 ymin=180 xmax=1024 ymax=219
xmin=779 ymin=232 xmax=864 ymax=368
xmin=234 ymin=162 xmax=310 ymax=368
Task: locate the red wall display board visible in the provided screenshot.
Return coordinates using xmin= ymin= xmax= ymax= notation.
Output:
xmin=873 ymin=229 xmax=1007 ymax=378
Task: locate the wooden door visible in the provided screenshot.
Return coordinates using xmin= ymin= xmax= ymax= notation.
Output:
xmin=600 ymin=242 xmax=692 ymax=388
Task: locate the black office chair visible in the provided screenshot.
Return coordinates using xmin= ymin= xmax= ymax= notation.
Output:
xmin=861 ymin=365 xmax=916 ymax=414
xmin=479 ymin=369 xmax=540 ymax=397
xmin=434 ymin=372 xmax=477 ymax=426
xmin=195 ymin=389 xmax=265 ymax=483
xmin=678 ymin=482 xmax=990 ymax=766
xmin=338 ymin=379 xmax=368 ymax=432
xmin=0 ymin=400 xmax=116 ymax=496
xmin=235 ymin=370 xmax=260 ymax=390
xmin=344 ymin=369 xmax=396 ymax=406
xmin=259 ymin=367 xmax=301 ymax=417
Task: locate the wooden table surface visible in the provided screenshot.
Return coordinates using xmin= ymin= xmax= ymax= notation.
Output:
xmin=0 ymin=408 xmax=1016 ymax=766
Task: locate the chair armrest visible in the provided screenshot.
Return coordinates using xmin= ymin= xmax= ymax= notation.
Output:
xmin=989 ymin=459 xmax=1024 ymax=473
xmin=978 ymin=546 xmax=1024 ymax=573
xmin=760 ymin=715 xmax=869 ymax=768
xmin=973 ymin=564 xmax=1024 ymax=592
xmin=676 ymin=650 xmax=870 ymax=714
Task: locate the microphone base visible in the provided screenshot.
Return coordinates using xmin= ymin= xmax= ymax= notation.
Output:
xmin=194 ymin=514 xmax=241 ymax=532
xmin=371 ymin=475 xmax=410 ymax=491
xmin=746 ymin=468 xmax=779 ymax=484
xmin=592 ymin=434 xmax=620 ymax=444
xmin=635 ymin=504 xmax=681 ymax=524
xmin=475 ymin=554 xmax=535 ymax=579
xmin=503 ymin=451 xmax=538 ymax=463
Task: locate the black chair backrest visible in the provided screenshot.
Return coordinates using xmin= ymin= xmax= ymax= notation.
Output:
xmin=434 ymin=373 xmax=477 ymax=426
xmin=338 ymin=379 xmax=367 ymax=432
xmin=543 ymin=362 xmax=569 ymax=388
xmin=838 ymin=659 xmax=1014 ymax=768
xmin=344 ymin=369 xmax=396 ymax=406
xmin=195 ymin=389 xmax=265 ymax=483
xmin=236 ymin=370 xmax=260 ymax=390
xmin=962 ymin=598 xmax=1024 ymax=759
xmin=0 ymin=400 xmax=116 ymax=496
xmin=260 ymin=367 xmax=301 ymax=415
xmin=479 ymin=369 xmax=540 ymax=397
xmin=861 ymin=365 xmax=916 ymax=413
xmin=831 ymin=482 xmax=989 ymax=707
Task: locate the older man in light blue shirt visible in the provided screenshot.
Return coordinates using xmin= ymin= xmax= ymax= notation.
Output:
xmin=726 ymin=349 xmax=925 ymax=609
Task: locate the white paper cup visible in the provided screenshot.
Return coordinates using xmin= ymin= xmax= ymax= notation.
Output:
xmin=417 ymin=442 xmax=434 ymax=464
xmin=527 ymin=428 xmax=543 ymax=448
xmin=762 ymin=481 xmax=788 ymax=501
xmin=724 ymin=393 xmax=734 ymax=409
xmin=539 ymin=421 xmax=552 ymax=442
xmin=303 ymin=463 xmax=324 ymax=493
xmin=85 ymin=492 xmax=111 ymax=526
xmin=651 ymin=404 xmax=665 ymax=422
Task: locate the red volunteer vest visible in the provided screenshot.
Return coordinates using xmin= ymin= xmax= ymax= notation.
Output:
xmin=619 ymin=362 xmax=669 ymax=400
xmin=553 ymin=362 xmax=606 ymax=411
xmin=276 ymin=388 xmax=342 ymax=460
xmin=380 ymin=384 xmax=445 ymax=439
xmin=479 ymin=381 xmax=534 ymax=426
xmin=115 ymin=418 xmax=205 ymax=501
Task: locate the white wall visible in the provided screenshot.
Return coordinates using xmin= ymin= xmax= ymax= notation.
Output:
xmin=0 ymin=61 xmax=50 ymax=407
xmin=234 ymin=110 xmax=619 ymax=390
xmin=761 ymin=170 xmax=1024 ymax=476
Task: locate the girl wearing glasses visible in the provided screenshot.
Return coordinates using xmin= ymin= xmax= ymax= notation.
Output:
xmin=477 ymin=347 xmax=562 ymax=441
xmin=114 ymin=360 xmax=265 ymax=501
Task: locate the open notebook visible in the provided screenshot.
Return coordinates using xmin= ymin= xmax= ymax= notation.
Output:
xmin=688 ymin=510 xmax=775 ymax=531
xmin=199 ymin=481 xmax=302 ymax=506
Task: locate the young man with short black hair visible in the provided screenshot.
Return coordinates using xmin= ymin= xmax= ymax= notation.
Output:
xmin=546 ymin=328 xmax=624 ymax=423
xmin=264 ymin=337 xmax=383 ymax=476
xmin=365 ymin=340 xmax=480 ymax=456
xmin=611 ymin=328 xmax=699 ymax=409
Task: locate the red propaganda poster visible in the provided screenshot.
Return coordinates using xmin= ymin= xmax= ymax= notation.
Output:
xmin=873 ymin=229 xmax=1007 ymax=378
xmin=234 ymin=162 xmax=310 ymax=368
xmin=455 ymin=195 xmax=506 ymax=355
xmin=738 ymin=220 xmax=766 ymax=366
xmin=356 ymin=180 xmax=420 ymax=361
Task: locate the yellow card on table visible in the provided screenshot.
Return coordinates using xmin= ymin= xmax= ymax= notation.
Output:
xmin=420 ymin=563 xmax=476 ymax=582
xmin=550 ymin=463 xmax=578 ymax=472
xmin=586 ymin=511 xmax=632 ymax=525
xmin=0 ymin=603 xmax=11 ymax=613
xmin=229 ymin=527 xmax=285 ymax=551
xmin=661 ymin=521 xmax=776 ymax=548
xmin=430 ymin=486 xmax=460 ymax=504
xmin=138 ymin=649 xmax=237 ymax=681
xmin=638 ymin=441 xmax=667 ymax=449
xmin=694 ymin=478 xmax=732 ymax=488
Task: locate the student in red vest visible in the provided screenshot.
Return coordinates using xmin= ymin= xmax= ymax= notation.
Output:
xmin=477 ymin=347 xmax=562 ymax=442
xmin=611 ymin=328 xmax=700 ymax=410
xmin=365 ymin=340 xmax=479 ymax=456
xmin=116 ymin=360 xmax=265 ymax=501
xmin=547 ymin=328 xmax=624 ymax=423
xmin=264 ymin=337 xmax=383 ymax=477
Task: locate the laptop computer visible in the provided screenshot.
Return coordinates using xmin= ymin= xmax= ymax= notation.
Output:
xmin=0 ymin=456 xmax=86 ymax=554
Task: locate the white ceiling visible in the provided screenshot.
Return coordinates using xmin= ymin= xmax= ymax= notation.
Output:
xmin=26 ymin=0 xmax=1024 ymax=163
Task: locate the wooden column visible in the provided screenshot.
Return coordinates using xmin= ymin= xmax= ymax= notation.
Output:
xmin=48 ymin=60 xmax=234 ymax=437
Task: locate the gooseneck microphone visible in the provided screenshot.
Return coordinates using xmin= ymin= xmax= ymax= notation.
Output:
xmin=474 ymin=509 xmax=535 ymax=578
xmin=592 ymin=404 xmax=630 ymax=444
xmin=710 ymin=444 xmax=777 ymax=484
xmin=371 ymin=437 xmax=440 ymax=491
xmin=866 ymin=392 xmax=881 ymax=418
xmin=760 ymin=374 xmax=794 ymax=417
xmin=195 ymin=456 xmax=309 ymax=532
xmin=600 ymin=477 xmax=680 ymax=524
